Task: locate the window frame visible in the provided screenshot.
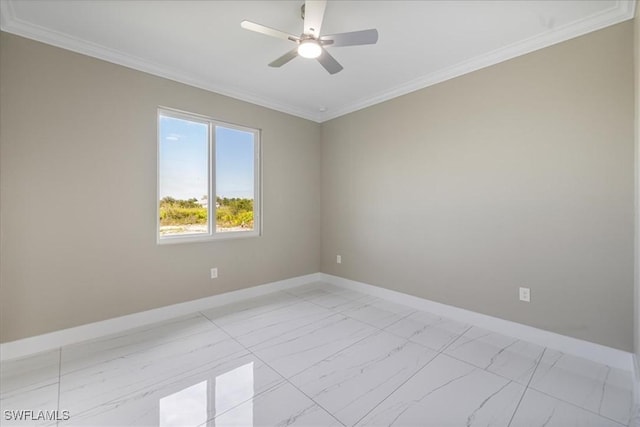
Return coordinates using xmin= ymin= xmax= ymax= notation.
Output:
xmin=156 ymin=107 xmax=261 ymax=244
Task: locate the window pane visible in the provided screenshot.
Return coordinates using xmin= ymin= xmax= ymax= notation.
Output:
xmin=158 ymin=115 xmax=209 ymax=237
xmin=215 ymin=126 xmax=255 ymax=233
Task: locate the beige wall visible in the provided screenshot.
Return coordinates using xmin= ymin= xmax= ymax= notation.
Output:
xmin=1 ymin=20 xmax=636 ymax=351
xmin=0 ymin=32 xmax=322 ymax=343
xmin=321 ymin=22 xmax=635 ymax=351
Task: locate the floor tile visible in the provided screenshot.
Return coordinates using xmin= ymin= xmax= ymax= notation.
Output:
xmin=510 ymin=388 xmax=624 ymax=427
xmin=339 ymin=297 xmax=416 ymax=329
xmin=286 ymin=282 xmax=353 ymax=298
xmin=59 ymin=354 xmax=283 ymax=426
xmin=443 ymin=326 xmax=544 ymax=384
xmin=286 ymin=283 xmax=370 ymax=311
xmin=356 ymin=353 xmax=525 ymax=426
xmin=249 ymin=314 xmax=377 ymax=378
xmin=529 ymin=350 xmax=632 ymax=425
xmin=384 ymin=310 xmax=469 ymax=352
xmin=59 ymin=315 xmax=220 ymax=374
xmin=210 ymin=381 xmax=341 ymax=426
xmin=305 ymin=291 xmax=371 ymax=311
xmin=198 ymin=291 xmax=301 ymax=329
xmin=203 ymin=300 xmax=334 ymax=348
xmin=0 ymin=350 xmax=60 ymax=426
xmin=2 ymin=284 xmax=635 ymax=427
xmin=601 ymin=367 xmax=635 ymax=426
xmin=58 ymin=316 xmax=284 ymax=426
xmin=290 ymin=330 xmax=437 ymax=426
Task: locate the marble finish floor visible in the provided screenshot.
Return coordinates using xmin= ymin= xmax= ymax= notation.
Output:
xmin=1 ymin=282 xmax=634 ymax=426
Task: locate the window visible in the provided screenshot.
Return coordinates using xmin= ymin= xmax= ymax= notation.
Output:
xmin=157 ymin=108 xmax=260 ymax=243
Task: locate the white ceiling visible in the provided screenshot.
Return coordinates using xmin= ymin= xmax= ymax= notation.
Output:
xmin=0 ymin=0 xmax=635 ymax=122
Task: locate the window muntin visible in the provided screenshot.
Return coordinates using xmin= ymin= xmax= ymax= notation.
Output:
xmin=158 ymin=109 xmax=260 ymax=243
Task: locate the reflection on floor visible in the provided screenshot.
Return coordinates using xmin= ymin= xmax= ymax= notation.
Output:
xmin=0 ymin=282 xmax=634 ymax=426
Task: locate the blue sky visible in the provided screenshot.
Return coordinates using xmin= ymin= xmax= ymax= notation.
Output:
xmin=159 ymin=115 xmax=255 ymax=200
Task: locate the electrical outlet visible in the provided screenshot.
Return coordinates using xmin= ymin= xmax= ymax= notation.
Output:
xmin=210 ymin=268 xmax=218 ymax=279
xmin=519 ymin=287 xmax=530 ymax=302
xmin=336 ymin=255 xmax=342 ymax=264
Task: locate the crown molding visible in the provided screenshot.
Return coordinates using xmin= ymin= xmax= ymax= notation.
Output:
xmin=1 ymin=0 xmax=635 ymax=124
xmin=320 ymin=0 xmax=636 ymax=122
xmin=0 ymin=0 xmax=323 ymax=123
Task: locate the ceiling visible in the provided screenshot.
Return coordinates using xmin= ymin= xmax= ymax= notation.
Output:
xmin=0 ymin=0 xmax=635 ymax=122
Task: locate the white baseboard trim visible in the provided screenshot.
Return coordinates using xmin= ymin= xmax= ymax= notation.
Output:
xmin=2 ymin=271 xmax=633 ymax=374
xmin=0 ymin=272 xmax=321 ymax=361
xmin=321 ymin=273 xmax=634 ymax=372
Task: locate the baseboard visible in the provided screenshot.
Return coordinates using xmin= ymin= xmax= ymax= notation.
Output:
xmin=0 ymin=272 xmax=322 ymax=361
xmin=321 ymin=273 xmax=634 ymax=372
xmin=2 ymin=271 xmax=633 ymax=374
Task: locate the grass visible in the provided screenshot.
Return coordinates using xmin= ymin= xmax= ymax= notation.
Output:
xmin=159 ymin=197 xmax=254 ymax=234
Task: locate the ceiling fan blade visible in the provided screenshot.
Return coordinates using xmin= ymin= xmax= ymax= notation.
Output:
xmin=303 ymin=0 xmax=327 ymax=38
xmin=269 ymin=48 xmax=299 ymax=68
xmin=320 ymin=29 xmax=379 ymax=47
xmin=317 ymin=48 xmax=343 ymax=75
xmin=241 ymin=20 xmax=300 ymax=42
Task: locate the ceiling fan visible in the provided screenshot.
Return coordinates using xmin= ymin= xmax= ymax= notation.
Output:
xmin=240 ymin=0 xmax=378 ymax=75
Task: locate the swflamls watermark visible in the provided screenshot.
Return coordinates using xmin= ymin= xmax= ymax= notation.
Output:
xmin=4 ymin=410 xmax=70 ymax=421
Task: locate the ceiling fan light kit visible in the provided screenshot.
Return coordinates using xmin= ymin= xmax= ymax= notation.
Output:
xmin=240 ymin=0 xmax=378 ymax=74
xmin=298 ymin=39 xmax=322 ymax=59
